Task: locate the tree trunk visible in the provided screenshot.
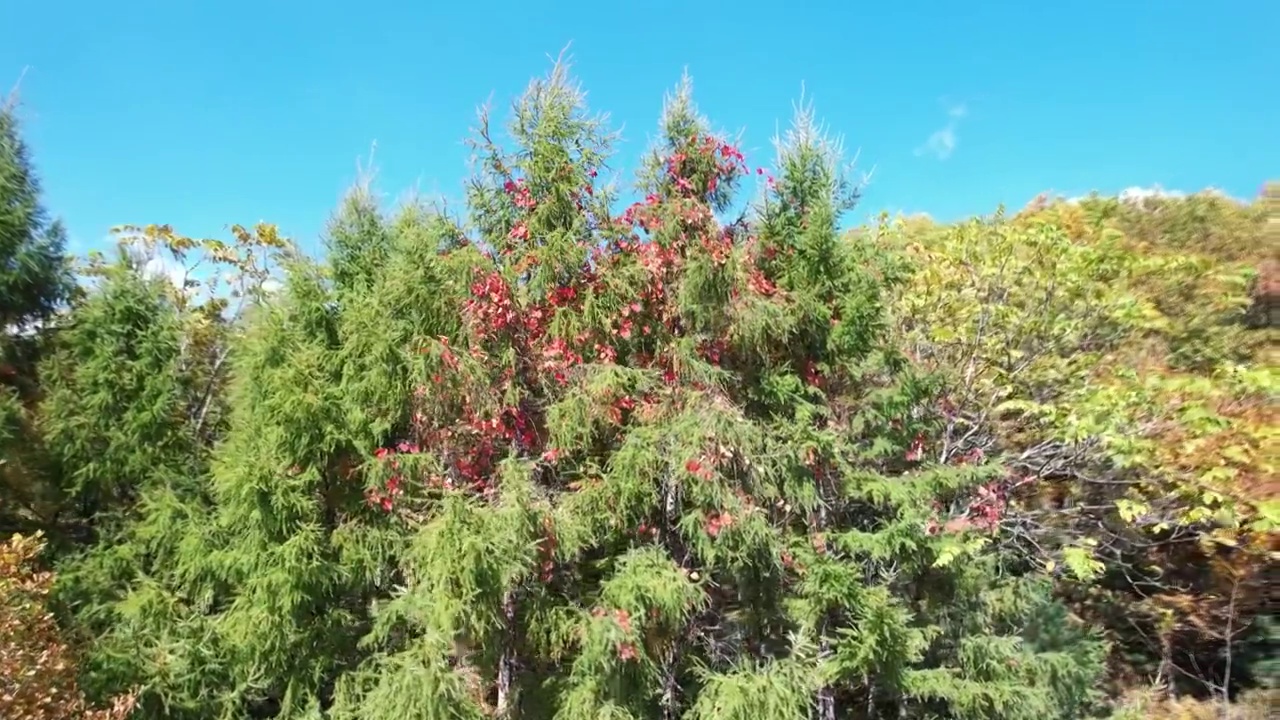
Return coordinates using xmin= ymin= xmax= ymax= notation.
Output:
xmin=495 ymin=590 xmax=517 ymax=718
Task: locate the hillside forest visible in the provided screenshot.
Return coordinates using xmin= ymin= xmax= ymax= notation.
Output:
xmin=1 ymin=64 xmax=1276 ymax=720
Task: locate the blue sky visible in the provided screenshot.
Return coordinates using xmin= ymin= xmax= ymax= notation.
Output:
xmin=4 ymin=0 xmax=1276 ymax=258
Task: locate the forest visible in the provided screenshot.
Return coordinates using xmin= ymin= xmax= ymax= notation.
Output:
xmin=1 ymin=64 xmax=1276 ymax=720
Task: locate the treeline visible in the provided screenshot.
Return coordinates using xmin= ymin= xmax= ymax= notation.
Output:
xmin=1 ymin=65 xmax=1275 ymax=720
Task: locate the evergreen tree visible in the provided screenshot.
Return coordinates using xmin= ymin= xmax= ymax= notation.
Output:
xmin=32 ymin=250 xmax=218 ymax=710
xmin=0 ymin=101 xmax=75 ymax=537
xmin=39 ymin=256 xmax=197 ymax=528
xmin=39 ymin=225 xmax=292 ymax=715
xmin=68 ymin=63 xmax=1108 ymax=719
xmin=0 ymin=103 xmax=73 ymax=337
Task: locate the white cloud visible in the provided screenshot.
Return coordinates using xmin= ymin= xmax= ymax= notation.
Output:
xmin=916 ymin=127 xmax=957 ymax=160
xmin=915 ymin=102 xmax=968 ymax=161
xmin=111 ymin=233 xmax=191 ymax=293
xmin=1117 ymin=185 xmax=1185 ymax=203
xmin=142 ymin=255 xmax=190 ymax=290
xmin=1056 ymin=185 xmax=1248 ymax=207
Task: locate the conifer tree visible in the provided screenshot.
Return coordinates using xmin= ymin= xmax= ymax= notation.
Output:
xmin=39 ymin=226 xmax=292 ymax=715
xmin=32 ymin=249 xmax=224 ymax=711
xmin=39 ymin=256 xmax=196 ymax=527
xmin=75 ymin=62 xmax=1109 ymax=719
xmin=320 ymin=63 xmax=1106 ymax=719
xmin=0 ymin=103 xmax=73 ymax=338
xmin=0 ymin=102 xmax=74 ymax=537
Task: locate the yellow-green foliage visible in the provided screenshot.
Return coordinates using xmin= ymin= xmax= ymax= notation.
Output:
xmin=877 ymin=190 xmax=1276 ymax=540
xmin=872 ymin=187 xmax=1278 ymax=696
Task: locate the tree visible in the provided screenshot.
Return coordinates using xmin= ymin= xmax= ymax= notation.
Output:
xmin=0 ymin=101 xmax=73 ymax=337
xmin=0 ymin=100 xmax=75 ymax=537
xmin=37 ymin=224 xmax=290 ymax=713
xmin=875 ymin=187 xmax=1278 ymax=705
xmin=81 ymin=62 xmax=1105 ymax=720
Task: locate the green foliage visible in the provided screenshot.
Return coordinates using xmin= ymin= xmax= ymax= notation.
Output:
xmin=39 ymin=257 xmax=196 ymax=522
xmin=0 ymin=105 xmax=73 ymax=334
xmin=876 ymin=188 xmax=1278 ymax=704
xmin=0 ymin=103 xmax=75 ymax=538
xmin=16 ymin=60 xmax=1279 ymax=720
xmin=33 ymin=63 xmax=1107 ymax=719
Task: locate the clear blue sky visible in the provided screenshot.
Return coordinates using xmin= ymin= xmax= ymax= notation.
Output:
xmin=4 ymin=0 xmax=1276 ymax=257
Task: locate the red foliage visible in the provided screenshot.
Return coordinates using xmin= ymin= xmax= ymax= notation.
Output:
xmin=360 ymin=131 xmax=757 ymax=509
xmin=704 ymin=511 xmax=734 ymax=538
xmin=359 ymin=131 xmax=838 ymax=574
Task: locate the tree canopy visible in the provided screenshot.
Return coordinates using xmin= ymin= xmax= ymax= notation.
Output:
xmin=0 ymin=63 xmax=1275 ymax=720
